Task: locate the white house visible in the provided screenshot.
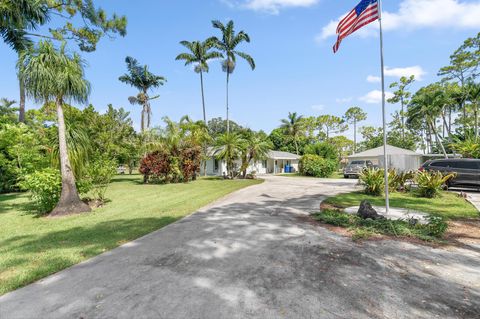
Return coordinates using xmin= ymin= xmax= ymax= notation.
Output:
xmin=201 ymin=150 xmax=300 ymax=176
xmin=348 ymin=145 xmax=424 ymax=172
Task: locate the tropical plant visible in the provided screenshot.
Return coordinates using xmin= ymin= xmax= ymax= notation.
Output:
xmin=388 ymin=169 xmax=414 ymax=192
xmin=19 ymin=40 xmax=91 ymax=216
xmin=239 ymin=131 xmax=271 ymax=178
xmin=299 ymin=154 xmax=337 ymax=178
xmin=343 ymin=107 xmax=367 ymax=153
xmin=450 ymin=134 xmax=480 ymax=158
xmin=210 ymin=20 xmax=255 ymax=133
xmin=408 ymin=84 xmax=448 ymax=158
xmin=415 ymin=171 xmax=456 ymax=198
xmin=215 ymin=132 xmax=245 ymax=178
xmin=0 ymin=98 xmax=18 ymax=124
xmin=1 ymin=0 xmax=126 ymax=123
xmin=86 ymin=157 xmax=117 ymax=201
xmin=176 ymin=40 xmax=224 ymax=123
xmin=19 ymin=168 xmax=61 ymax=214
xmin=359 ymin=168 xmax=385 ymax=196
xmin=119 ymin=56 xmax=166 ymax=131
xmin=280 ymin=112 xmax=304 ymax=155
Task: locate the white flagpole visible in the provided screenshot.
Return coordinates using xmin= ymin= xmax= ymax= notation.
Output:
xmin=378 ymin=0 xmax=390 ymax=213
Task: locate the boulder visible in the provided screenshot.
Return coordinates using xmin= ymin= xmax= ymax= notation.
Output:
xmin=357 ymin=200 xmax=384 ymax=220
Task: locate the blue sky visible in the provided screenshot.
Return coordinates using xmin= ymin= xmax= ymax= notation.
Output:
xmin=1 ymin=0 xmax=480 ymax=137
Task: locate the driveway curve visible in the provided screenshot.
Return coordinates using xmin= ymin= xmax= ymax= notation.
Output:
xmin=1 ymin=176 xmax=479 ymax=319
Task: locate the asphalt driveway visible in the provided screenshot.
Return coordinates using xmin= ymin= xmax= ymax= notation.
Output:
xmin=1 ymin=176 xmax=479 ymax=319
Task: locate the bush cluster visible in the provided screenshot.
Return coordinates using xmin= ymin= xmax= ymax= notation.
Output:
xmin=299 ymin=154 xmax=337 ymax=178
xmin=140 ymin=146 xmax=202 ymax=184
xmin=19 ymin=168 xmax=61 ymax=214
xmin=359 ymin=168 xmax=455 ymax=199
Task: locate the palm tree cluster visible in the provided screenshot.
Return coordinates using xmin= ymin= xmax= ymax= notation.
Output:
xmin=177 ymin=20 xmax=255 ymax=132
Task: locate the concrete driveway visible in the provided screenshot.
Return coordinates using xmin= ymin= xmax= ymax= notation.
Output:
xmin=1 ymin=176 xmax=479 ymax=319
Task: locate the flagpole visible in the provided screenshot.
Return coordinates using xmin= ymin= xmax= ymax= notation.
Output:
xmin=378 ymin=0 xmax=390 ymax=213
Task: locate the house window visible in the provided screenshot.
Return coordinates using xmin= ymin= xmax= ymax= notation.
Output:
xmin=263 ymin=160 xmax=267 ymax=168
xmin=214 ymin=159 xmax=219 ymax=171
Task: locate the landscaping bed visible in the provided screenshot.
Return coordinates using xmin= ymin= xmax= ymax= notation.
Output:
xmin=0 ymin=175 xmax=262 ymax=295
xmin=315 ymin=191 xmax=480 ymax=243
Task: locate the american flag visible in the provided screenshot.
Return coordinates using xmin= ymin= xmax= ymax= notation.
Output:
xmin=333 ymin=0 xmax=379 ymax=53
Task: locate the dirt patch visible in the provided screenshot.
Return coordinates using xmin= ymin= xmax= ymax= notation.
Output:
xmin=444 ymin=219 xmax=480 ymax=245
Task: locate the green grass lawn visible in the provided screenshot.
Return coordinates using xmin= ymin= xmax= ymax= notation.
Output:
xmin=323 ymin=191 xmax=479 ymax=220
xmin=278 ymin=171 xmax=344 ymax=179
xmin=0 ymin=175 xmax=262 ymax=295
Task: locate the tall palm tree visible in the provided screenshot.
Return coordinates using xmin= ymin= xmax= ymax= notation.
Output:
xmin=280 ymin=112 xmax=304 ymax=155
xmin=215 ymin=132 xmax=245 ymax=178
xmin=19 ymin=41 xmax=91 ymax=216
xmin=210 ymin=20 xmax=255 ymax=133
xmin=176 ymin=40 xmax=224 ymax=124
xmin=409 ymin=84 xmax=448 ymax=158
xmin=119 ymin=56 xmax=166 ymax=132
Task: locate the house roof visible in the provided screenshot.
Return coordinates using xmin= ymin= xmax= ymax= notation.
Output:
xmin=268 ymin=151 xmax=300 ymax=160
xmin=207 ymin=147 xmax=299 ymax=160
xmin=348 ymin=145 xmax=422 ymax=158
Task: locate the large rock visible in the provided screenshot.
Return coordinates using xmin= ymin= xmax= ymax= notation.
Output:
xmin=357 ymin=200 xmax=384 ymax=220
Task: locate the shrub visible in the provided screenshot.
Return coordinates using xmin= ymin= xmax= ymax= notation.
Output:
xmin=304 ymin=142 xmax=338 ymax=161
xmin=299 ymin=155 xmax=337 ymax=178
xmin=359 ymin=168 xmax=385 ymax=196
xmin=415 ymin=171 xmax=455 ymax=198
xmin=180 ymin=146 xmax=202 ymax=182
xmin=388 ymin=169 xmax=415 ymax=192
xmin=425 ymin=216 xmax=448 ymax=237
xmin=87 ymin=157 xmax=117 ymax=201
xmin=19 ymin=168 xmax=61 ymax=214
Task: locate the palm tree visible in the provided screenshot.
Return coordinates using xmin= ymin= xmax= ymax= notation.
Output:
xmin=240 ymin=131 xmax=271 ymax=178
xmin=176 ymin=40 xmax=223 ymax=124
xmin=466 ymin=81 xmax=480 ymax=141
xmin=344 ymin=107 xmax=367 ymax=153
xmin=119 ymin=56 xmax=166 ymax=132
xmin=210 ymin=20 xmax=255 ymax=133
xmin=19 ymin=41 xmax=91 ymax=216
xmin=215 ymin=133 xmax=245 ymax=178
xmin=1 ymin=0 xmax=49 ymax=123
xmin=409 ymin=84 xmax=448 ymax=158
xmin=280 ymin=112 xmax=304 ymax=155
xmin=0 ymin=98 xmax=18 ymax=123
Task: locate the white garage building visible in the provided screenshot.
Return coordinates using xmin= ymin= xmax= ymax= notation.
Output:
xmin=347 ymin=145 xmax=424 ymax=172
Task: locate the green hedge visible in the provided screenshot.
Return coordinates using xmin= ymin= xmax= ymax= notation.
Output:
xmin=299 ymin=154 xmax=337 ymax=178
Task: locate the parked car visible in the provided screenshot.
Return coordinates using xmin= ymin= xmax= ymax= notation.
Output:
xmin=420 ymin=158 xmax=480 ymax=188
xmin=343 ymin=160 xmax=374 ymax=178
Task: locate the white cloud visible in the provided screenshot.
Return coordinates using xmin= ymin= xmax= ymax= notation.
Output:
xmin=317 ymin=0 xmax=480 ymax=41
xmin=359 ymin=90 xmax=394 ymax=104
xmin=366 ymin=66 xmax=426 ymax=82
xmin=367 ymin=75 xmax=381 ymax=83
xmin=336 ymin=97 xmax=353 ymax=103
xmin=384 ymin=66 xmax=426 ymax=80
xmin=222 ymin=0 xmax=319 ymax=14
xmin=311 ymin=104 xmax=325 ymax=111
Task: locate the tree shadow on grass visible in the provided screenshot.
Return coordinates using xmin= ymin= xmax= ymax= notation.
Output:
xmin=0 ymin=217 xmax=179 ymax=294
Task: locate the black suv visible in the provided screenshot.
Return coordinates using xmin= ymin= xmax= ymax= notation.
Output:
xmin=421 ymin=159 xmax=480 ymax=188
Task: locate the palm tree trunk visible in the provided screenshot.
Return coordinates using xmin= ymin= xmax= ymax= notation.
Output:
xmin=400 ymin=97 xmax=405 ymax=140
xmin=429 ymin=120 xmax=447 ymax=159
xmin=19 ymin=76 xmax=26 ymax=123
xmin=200 ymin=71 xmax=207 ymax=125
xmin=50 ymin=97 xmax=91 ymax=217
xmin=141 ymin=105 xmax=145 ymax=132
xmin=353 ymin=119 xmax=357 ymax=154
xmin=226 ymin=71 xmax=230 ymax=134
